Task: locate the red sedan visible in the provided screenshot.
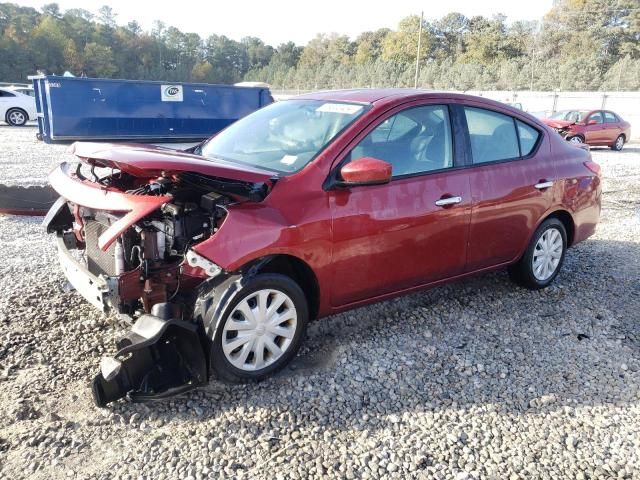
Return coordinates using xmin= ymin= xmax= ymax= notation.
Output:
xmin=543 ymin=109 xmax=631 ymax=150
xmin=44 ymin=89 xmax=602 ymax=405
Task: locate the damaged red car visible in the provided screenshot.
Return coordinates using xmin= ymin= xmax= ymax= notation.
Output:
xmin=543 ymin=109 xmax=631 ymax=150
xmin=44 ymin=89 xmax=602 ymax=406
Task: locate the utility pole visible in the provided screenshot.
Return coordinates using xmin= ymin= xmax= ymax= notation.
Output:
xmin=414 ymin=11 xmax=423 ymax=89
xmin=617 ymin=57 xmax=626 ymax=91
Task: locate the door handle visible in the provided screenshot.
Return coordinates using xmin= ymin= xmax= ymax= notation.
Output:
xmin=534 ymin=181 xmax=554 ymax=190
xmin=435 ymin=196 xmax=462 ymax=207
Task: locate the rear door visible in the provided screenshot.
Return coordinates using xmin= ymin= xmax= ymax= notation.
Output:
xmin=603 ymin=111 xmax=622 ymax=144
xmin=0 ymin=89 xmax=15 ymax=119
xmin=329 ymin=102 xmax=471 ymax=307
xmin=462 ymin=105 xmax=555 ymax=271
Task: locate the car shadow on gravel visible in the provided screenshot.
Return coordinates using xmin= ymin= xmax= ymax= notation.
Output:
xmin=96 ymin=238 xmax=640 ymax=431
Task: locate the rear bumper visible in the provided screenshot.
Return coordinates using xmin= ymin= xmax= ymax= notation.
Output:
xmin=57 ymin=234 xmax=119 ymax=312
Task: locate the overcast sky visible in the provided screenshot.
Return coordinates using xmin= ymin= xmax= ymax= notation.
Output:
xmin=15 ymin=0 xmax=554 ymax=45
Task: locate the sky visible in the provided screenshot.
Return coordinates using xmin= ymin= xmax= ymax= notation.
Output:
xmin=15 ymin=0 xmax=554 ymax=45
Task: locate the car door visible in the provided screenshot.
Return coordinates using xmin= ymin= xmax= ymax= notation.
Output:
xmin=328 ymin=102 xmax=471 ymax=307
xmin=462 ymin=105 xmax=555 ymax=271
xmin=603 ymin=111 xmax=622 ymax=144
xmin=0 ymin=89 xmax=14 ymax=119
xmin=584 ymin=111 xmax=605 ymax=144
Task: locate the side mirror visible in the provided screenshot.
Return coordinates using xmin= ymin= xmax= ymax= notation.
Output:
xmin=338 ymin=157 xmax=392 ymax=187
xmin=587 ymin=119 xmax=598 ymax=125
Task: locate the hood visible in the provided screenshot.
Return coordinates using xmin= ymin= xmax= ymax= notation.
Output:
xmin=69 ymin=142 xmax=276 ymax=184
xmin=543 ymin=118 xmax=575 ymax=129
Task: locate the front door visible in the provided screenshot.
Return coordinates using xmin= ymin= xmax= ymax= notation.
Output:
xmin=584 ymin=111 xmax=605 ymax=144
xmin=329 ymin=103 xmax=471 ymax=307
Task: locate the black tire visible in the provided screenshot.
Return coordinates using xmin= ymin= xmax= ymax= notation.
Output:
xmin=567 ymin=135 xmax=584 ymax=145
xmin=194 ymin=273 xmax=309 ymax=383
xmin=6 ymin=108 xmax=28 ymax=126
xmin=508 ymin=217 xmax=567 ymax=290
xmin=611 ymin=134 xmax=625 ymax=151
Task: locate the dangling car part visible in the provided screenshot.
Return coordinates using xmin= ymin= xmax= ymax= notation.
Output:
xmin=92 ymin=302 xmax=207 ymax=407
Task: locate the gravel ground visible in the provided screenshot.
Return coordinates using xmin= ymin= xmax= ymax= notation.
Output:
xmin=0 ymin=126 xmax=639 ymax=480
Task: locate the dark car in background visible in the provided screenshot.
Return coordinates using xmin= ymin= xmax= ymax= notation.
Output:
xmin=543 ymin=109 xmax=631 ymax=150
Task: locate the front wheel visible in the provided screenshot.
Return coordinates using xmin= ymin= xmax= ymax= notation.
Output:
xmin=611 ymin=135 xmax=625 ymax=151
xmin=6 ymin=108 xmax=28 ymax=126
xmin=509 ymin=218 xmax=567 ymax=290
xmin=196 ymin=273 xmax=309 ymax=383
xmin=567 ymin=135 xmax=584 ymax=144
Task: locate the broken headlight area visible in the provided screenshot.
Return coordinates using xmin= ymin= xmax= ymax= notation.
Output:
xmin=555 ymin=127 xmax=571 ymax=138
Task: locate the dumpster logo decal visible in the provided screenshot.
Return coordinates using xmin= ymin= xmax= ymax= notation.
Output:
xmin=161 ymin=85 xmax=183 ymax=102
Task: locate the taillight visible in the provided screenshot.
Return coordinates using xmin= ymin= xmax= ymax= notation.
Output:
xmin=584 ymin=160 xmax=601 ymax=175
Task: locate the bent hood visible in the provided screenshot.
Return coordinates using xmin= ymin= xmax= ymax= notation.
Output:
xmin=69 ymin=142 xmax=276 ymax=184
xmin=543 ymin=118 xmax=575 ymax=129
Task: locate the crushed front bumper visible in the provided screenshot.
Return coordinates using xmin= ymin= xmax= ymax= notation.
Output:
xmin=57 ymin=235 xmax=208 ymax=407
xmin=56 ymin=234 xmax=119 ymax=312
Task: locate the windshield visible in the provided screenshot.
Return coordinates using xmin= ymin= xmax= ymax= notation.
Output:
xmin=198 ymin=99 xmax=368 ymax=174
xmin=550 ymin=110 xmax=589 ymax=122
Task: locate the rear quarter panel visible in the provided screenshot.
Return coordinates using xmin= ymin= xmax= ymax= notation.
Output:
xmin=551 ymin=137 xmax=601 ymax=245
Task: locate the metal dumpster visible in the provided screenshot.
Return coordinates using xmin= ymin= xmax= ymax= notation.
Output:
xmin=30 ymin=75 xmax=273 ymax=144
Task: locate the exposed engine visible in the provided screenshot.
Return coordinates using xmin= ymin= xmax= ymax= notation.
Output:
xmin=71 ymin=169 xmax=233 ymax=317
xmin=554 ymin=125 xmax=572 ymax=138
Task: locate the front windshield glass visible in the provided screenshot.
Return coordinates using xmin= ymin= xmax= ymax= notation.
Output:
xmin=550 ymin=110 xmax=589 ymax=122
xmin=199 ymin=99 xmax=368 ymax=174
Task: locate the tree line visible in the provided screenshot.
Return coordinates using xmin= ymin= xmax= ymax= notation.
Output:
xmin=0 ymin=1 xmax=638 ymax=91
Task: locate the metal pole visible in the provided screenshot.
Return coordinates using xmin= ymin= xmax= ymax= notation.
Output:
xmin=414 ymin=11 xmax=423 ymax=89
xmin=617 ymin=57 xmax=624 ymax=91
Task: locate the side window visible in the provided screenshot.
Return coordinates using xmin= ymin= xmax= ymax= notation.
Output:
xmin=589 ymin=112 xmax=603 ymax=124
xmin=604 ymin=112 xmax=618 ymax=123
xmin=370 ymin=115 xmax=418 ymax=143
xmin=464 ymin=107 xmax=520 ymax=164
xmin=349 ymin=105 xmax=453 ymax=177
xmin=0 ymin=90 xmax=16 ymax=97
xmin=516 ymin=121 xmax=540 ymax=156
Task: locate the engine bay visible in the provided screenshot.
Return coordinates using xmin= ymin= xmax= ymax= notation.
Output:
xmin=66 ymin=167 xmax=236 ymax=318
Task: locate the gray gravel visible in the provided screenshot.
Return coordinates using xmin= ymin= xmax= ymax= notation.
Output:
xmin=0 ymin=127 xmax=639 ymax=479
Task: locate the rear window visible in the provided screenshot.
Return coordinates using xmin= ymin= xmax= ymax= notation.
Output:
xmin=604 ymin=112 xmax=618 ymax=123
xmin=0 ymin=90 xmax=16 ymax=97
xmin=517 ymin=121 xmax=540 ymax=156
xmin=464 ymin=107 xmax=520 ymax=164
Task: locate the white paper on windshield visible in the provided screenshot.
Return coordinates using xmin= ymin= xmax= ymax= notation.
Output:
xmin=316 ymin=103 xmax=363 ymax=115
xmin=280 ymin=155 xmax=298 ymax=165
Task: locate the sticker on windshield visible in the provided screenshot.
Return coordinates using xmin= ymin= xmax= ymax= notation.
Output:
xmin=316 ymin=103 xmax=363 ymax=115
xmin=280 ymin=155 xmax=298 ymax=165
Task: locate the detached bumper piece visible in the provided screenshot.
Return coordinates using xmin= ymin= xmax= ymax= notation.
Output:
xmin=92 ymin=303 xmax=207 ymax=407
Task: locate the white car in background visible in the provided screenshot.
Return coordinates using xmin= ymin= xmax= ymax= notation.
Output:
xmin=0 ymin=86 xmax=37 ymax=126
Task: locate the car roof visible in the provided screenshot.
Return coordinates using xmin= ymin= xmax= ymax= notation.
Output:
xmin=292 ymin=88 xmax=485 ymax=104
xmin=290 ymin=88 xmax=527 ymax=113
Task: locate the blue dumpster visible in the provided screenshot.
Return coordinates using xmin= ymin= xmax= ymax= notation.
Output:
xmin=30 ymin=75 xmax=273 ymax=144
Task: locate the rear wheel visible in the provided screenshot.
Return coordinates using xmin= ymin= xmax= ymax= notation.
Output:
xmin=6 ymin=108 xmax=27 ymax=126
xmin=509 ymin=218 xmax=567 ymax=290
xmin=611 ymin=134 xmax=625 ymax=151
xmin=567 ymin=135 xmax=584 ymax=144
xmin=196 ymin=273 xmax=309 ymax=383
